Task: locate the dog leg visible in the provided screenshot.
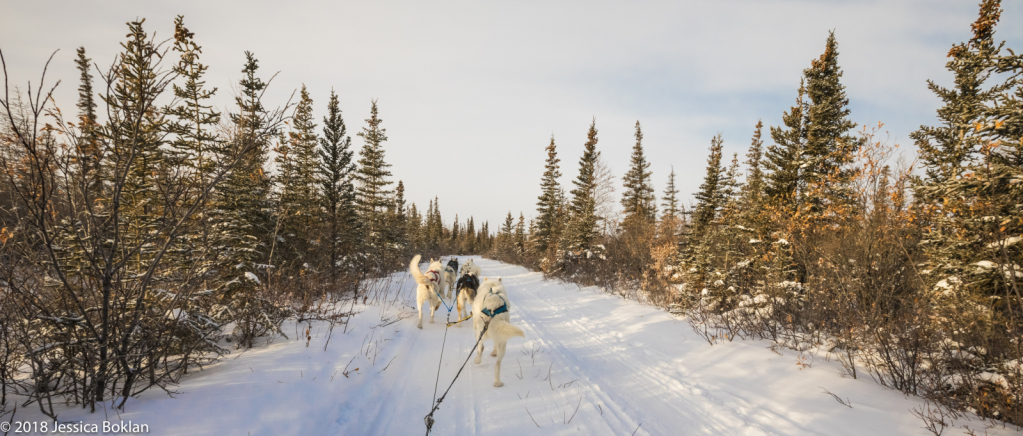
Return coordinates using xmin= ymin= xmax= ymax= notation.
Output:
xmin=493 ymin=341 xmax=507 ymax=387
xmin=474 ymin=324 xmax=484 ymax=365
xmin=416 ymin=293 xmax=424 ymax=329
xmin=430 ymin=300 xmax=438 ymax=323
xmin=455 ymin=294 xmax=464 ymax=327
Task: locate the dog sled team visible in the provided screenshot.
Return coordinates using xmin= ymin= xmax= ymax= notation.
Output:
xmin=409 ymin=255 xmax=524 ymax=387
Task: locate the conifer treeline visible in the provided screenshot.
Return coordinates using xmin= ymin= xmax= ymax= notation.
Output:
xmin=0 ymin=17 xmax=487 ymax=417
xmin=494 ymin=1 xmax=1022 ymax=425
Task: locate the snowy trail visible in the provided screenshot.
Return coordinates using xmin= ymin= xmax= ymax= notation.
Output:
xmin=14 ymin=257 xmax=1017 ymax=435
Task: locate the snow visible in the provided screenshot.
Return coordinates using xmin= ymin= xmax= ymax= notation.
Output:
xmin=11 ymin=257 xmax=1017 ymax=435
xmin=244 ymin=271 xmax=260 ymax=283
xmin=988 ymin=236 xmax=1021 ymax=249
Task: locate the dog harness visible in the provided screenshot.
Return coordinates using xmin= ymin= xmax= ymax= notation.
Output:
xmin=481 ymin=293 xmax=508 ymax=318
xmin=426 ymin=269 xmax=440 ymax=283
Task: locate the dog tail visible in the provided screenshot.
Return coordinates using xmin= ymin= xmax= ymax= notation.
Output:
xmin=409 ymin=255 xmax=429 ymax=285
xmin=491 ymin=323 xmax=525 ymax=340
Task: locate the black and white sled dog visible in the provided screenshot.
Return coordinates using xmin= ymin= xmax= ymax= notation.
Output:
xmin=473 ymin=278 xmax=525 ymax=387
xmin=444 ymin=258 xmax=459 ymax=299
xmin=454 ymin=271 xmax=480 ymax=325
xmin=409 ymin=254 xmax=445 ymax=329
xmin=462 ymin=258 xmax=481 ymax=277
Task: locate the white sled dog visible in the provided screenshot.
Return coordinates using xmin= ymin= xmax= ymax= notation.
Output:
xmin=462 ymin=258 xmax=481 ymax=277
xmin=409 ymin=255 xmax=444 ymax=329
xmin=443 ymin=265 xmax=457 ymax=299
xmin=473 ymin=278 xmax=525 ymax=387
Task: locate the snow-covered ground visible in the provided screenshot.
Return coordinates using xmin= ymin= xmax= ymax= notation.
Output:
xmin=12 ymin=257 xmax=1016 ymax=435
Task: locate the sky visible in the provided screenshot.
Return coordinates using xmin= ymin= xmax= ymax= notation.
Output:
xmin=1 ymin=0 xmax=1020 ymax=229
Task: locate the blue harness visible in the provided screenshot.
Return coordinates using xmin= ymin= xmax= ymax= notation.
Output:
xmin=480 ymin=294 xmax=508 ymax=318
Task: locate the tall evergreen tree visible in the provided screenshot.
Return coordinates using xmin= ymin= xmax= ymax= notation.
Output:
xmin=533 ymin=135 xmax=563 ymax=255
xmin=498 ymin=211 xmax=515 ymax=252
xmin=515 ymin=212 xmax=527 ymax=253
xmin=682 ymin=134 xmax=727 ymax=290
xmin=661 ymin=167 xmax=680 ymax=223
xmin=801 ymin=31 xmax=862 ymax=216
xmin=465 ymin=216 xmax=476 ymax=253
xmin=212 ymin=51 xmax=280 ymax=347
xmin=742 ymin=121 xmax=765 ymax=208
xmin=165 ymin=16 xmax=220 ymax=187
xmin=389 ymin=180 xmax=408 ymax=252
xmin=692 ymin=134 xmax=726 ymax=232
xmin=162 ymin=15 xmax=225 ymax=308
xmin=73 ymin=46 xmax=102 ymax=189
xmin=622 ymin=121 xmax=657 ymax=223
xmin=318 ymin=89 xmax=358 ymax=274
xmin=764 ymin=81 xmax=808 ymax=211
xmin=740 ymin=121 xmax=768 ymax=231
xmin=564 ymin=119 xmax=601 ymax=256
xmin=719 ymin=153 xmax=743 ymax=224
xmin=355 ymin=100 xmax=393 ymax=260
xmin=912 ymin=0 xmax=1020 ymax=309
xmin=275 ymin=85 xmax=320 ymax=270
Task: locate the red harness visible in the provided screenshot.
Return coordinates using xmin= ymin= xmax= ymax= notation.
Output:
xmin=426 ymin=269 xmax=441 ymax=283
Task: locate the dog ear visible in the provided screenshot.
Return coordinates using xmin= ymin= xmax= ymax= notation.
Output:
xmin=498 ymin=277 xmax=502 ymax=282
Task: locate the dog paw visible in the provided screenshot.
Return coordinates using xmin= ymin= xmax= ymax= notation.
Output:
xmin=473 ymin=357 xmax=481 ymax=365
xmin=490 ymin=350 xmax=497 ymax=357
xmin=493 ymin=381 xmax=504 ymax=388
xmin=430 ymin=319 xmax=435 ymax=323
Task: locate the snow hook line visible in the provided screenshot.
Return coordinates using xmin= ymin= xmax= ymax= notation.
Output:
xmin=424 ymin=318 xmax=491 ymax=436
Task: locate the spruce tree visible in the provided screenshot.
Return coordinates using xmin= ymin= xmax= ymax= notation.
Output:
xmin=742 ymin=121 xmax=765 ymax=210
xmin=719 ymin=153 xmax=743 ymax=224
xmin=212 ymin=51 xmax=280 ymax=347
xmin=515 ymin=213 xmax=526 ymax=254
xmin=274 ymin=85 xmax=320 ymax=270
xmin=318 ymin=89 xmax=357 ymax=274
xmin=499 ymin=211 xmax=515 ymax=253
xmin=465 ymin=216 xmax=476 ymax=254
xmin=661 ymin=167 xmax=680 ymax=222
xmin=622 ymin=121 xmax=657 ymax=223
xmin=165 ymin=16 xmax=220 ymax=187
xmin=73 ymin=47 xmax=102 ymax=190
xmin=684 ymin=134 xmax=727 ymax=291
xmin=764 ymin=82 xmax=808 ymax=211
xmin=692 ymin=134 xmax=726 ymax=232
xmin=406 ymin=203 xmax=423 ymax=252
xmin=389 ymin=180 xmax=408 ymax=253
xmin=801 ymin=31 xmax=861 ymax=217
xmin=163 ymin=16 xmax=226 ymax=320
xmin=912 ymin=0 xmax=1020 ymax=312
xmin=425 ymin=198 xmax=437 ymax=249
xmin=564 ymin=119 xmax=601 ymax=257
xmin=355 ymin=100 xmax=393 ymax=262
xmin=738 ymin=121 xmax=770 ymax=235
xmin=452 ymin=214 xmax=461 ymax=246
xmin=534 ymin=135 xmax=563 ymax=256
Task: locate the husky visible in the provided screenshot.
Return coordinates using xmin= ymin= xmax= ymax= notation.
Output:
xmin=443 ymin=258 xmax=459 ymax=299
xmin=473 ymin=277 xmax=525 ymax=387
xmin=454 ymin=272 xmax=480 ymax=325
xmin=462 ymin=258 xmax=481 ymax=277
xmin=409 ymin=255 xmax=444 ymax=329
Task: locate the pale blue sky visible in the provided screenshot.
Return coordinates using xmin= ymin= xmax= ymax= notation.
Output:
xmin=2 ymin=0 xmax=1019 ymax=228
